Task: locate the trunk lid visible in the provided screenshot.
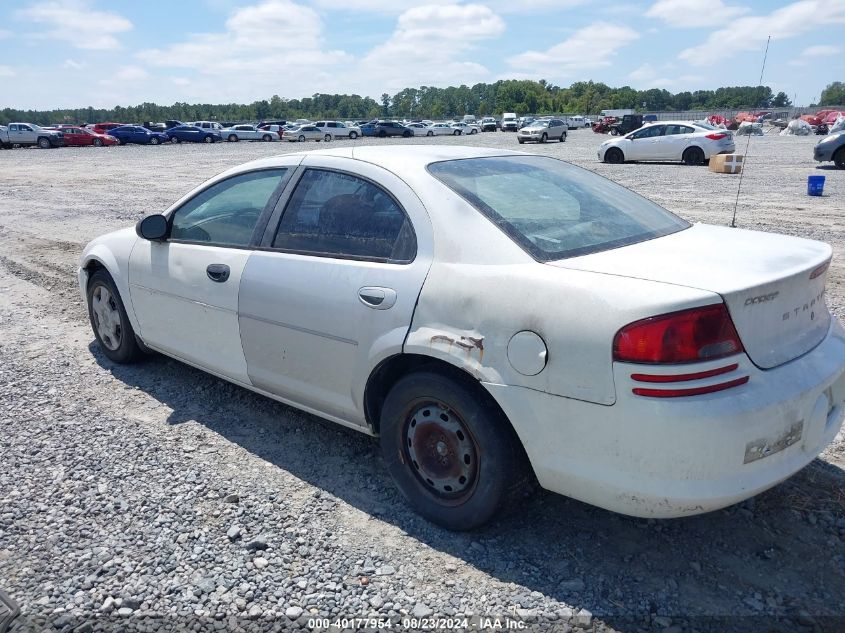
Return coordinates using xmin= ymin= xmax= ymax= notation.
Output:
xmin=549 ymin=224 xmax=832 ymax=369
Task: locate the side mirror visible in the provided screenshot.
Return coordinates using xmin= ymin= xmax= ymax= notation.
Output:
xmin=135 ymin=214 xmax=168 ymax=241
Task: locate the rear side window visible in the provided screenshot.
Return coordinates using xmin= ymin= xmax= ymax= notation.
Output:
xmin=170 ymin=169 xmax=287 ymax=247
xmin=428 ymin=156 xmax=688 ymax=261
xmin=272 ymin=169 xmax=416 ymax=262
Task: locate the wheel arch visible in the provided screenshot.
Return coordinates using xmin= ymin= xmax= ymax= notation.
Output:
xmin=79 ymin=238 xmax=143 ymax=337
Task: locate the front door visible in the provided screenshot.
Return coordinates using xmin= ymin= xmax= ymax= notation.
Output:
xmin=627 ymin=125 xmax=665 ymax=160
xmin=129 ymin=167 xmax=292 ymax=383
xmin=238 ymin=156 xmax=433 ymax=426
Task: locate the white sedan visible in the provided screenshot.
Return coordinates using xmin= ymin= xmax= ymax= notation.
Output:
xmin=598 ymin=121 xmax=735 ymax=165
xmin=221 ymin=125 xmax=279 ymax=142
xmin=79 ymin=146 xmax=845 ymax=530
xmin=450 ymin=122 xmax=480 ymax=135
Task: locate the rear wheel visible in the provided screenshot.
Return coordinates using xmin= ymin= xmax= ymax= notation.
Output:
xmin=87 ymin=270 xmax=143 ymax=364
xmin=427 ymin=131 xmax=434 ymax=137
xmin=324 ymin=133 xmax=332 ymax=142
xmin=380 ymin=371 xmax=531 ymax=531
xmin=262 ymin=134 xmax=272 ymax=142
xmin=203 ymin=135 xmax=213 ymax=143
xmin=37 ymin=137 xmax=52 ymax=149
xmin=604 ymin=147 xmax=624 ymax=164
xmin=453 ymin=130 xmax=461 ymax=136
xmin=298 ymin=134 xmax=306 ymax=142
xmin=403 ymin=130 xmax=411 ymax=138
xmin=683 ymin=146 xmax=705 ymax=166
xmin=834 ymin=148 xmax=845 ymax=169
xmin=470 ymin=128 xmax=477 ymax=134
xmin=379 ymin=130 xmax=387 ymax=138
xmin=349 ymin=131 xmax=358 ymax=139
xmin=228 ymin=134 xmax=238 ymax=142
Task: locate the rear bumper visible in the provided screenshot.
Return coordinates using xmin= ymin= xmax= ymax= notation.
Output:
xmin=484 ymin=318 xmax=845 ymax=518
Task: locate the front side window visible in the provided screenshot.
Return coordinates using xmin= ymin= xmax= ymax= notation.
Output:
xmin=273 ymin=169 xmax=415 ymax=262
xmin=170 ymin=169 xmax=287 ymax=247
xmin=428 ymin=156 xmax=688 ymax=261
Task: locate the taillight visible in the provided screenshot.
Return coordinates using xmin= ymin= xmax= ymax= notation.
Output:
xmin=613 ymin=304 xmax=744 ymax=364
xmin=705 ymin=133 xmax=728 ymax=140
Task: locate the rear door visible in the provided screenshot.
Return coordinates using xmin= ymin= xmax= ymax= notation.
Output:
xmin=238 ymin=156 xmax=434 ymax=426
xmin=662 ymin=124 xmax=695 ymax=160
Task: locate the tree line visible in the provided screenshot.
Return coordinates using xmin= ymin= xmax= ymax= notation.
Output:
xmin=1 ymin=79 xmax=828 ymax=126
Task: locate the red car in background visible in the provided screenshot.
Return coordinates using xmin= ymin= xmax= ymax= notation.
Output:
xmin=85 ymin=122 xmax=124 ymax=135
xmin=53 ymin=125 xmax=118 ymax=147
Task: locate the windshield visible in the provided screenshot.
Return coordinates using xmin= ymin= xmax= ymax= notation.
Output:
xmin=428 ymin=155 xmax=689 ymax=261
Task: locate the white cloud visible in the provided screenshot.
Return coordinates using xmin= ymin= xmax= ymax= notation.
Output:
xmin=62 ymin=58 xmax=84 ymax=70
xmin=0 ymin=29 xmax=12 ymax=39
xmin=138 ymin=0 xmax=351 ymax=101
xmin=509 ymin=22 xmax=640 ymax=75
xmin=627 ymin=63 xmax=705 ymax=89
xmin=355 ymin=4 xmax=505 ymax=95
xmin=645 ymin=0 xmax=749 ymax=27
xmin=680 ymin=0 xmax=845 ymax=65
xmin=112 ymin=66 xmax=150 ymax=81
xmin=171 ymin=77 xmax=191 ymax=86
xmin=0 ymin=65 xmax=15 ymax=77
xmin=789 ymin=43 xmax=841 ymax=65
xmin=17 ymin=0 xmax=132 ymax=50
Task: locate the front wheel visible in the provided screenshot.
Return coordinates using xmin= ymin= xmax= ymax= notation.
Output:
xmin=470 ymin=128 xmax=477 ymax=134
xmin=228 ymin=134 xmax=238 ymax=142
xmin=560 ymin=133 xmax=566 ymax=142
xmin=87 ymin=270 xmax=143 ymax=364
xmin=380 ymin=372 xmax=531 ymax=531
xmin=324 ymin=133 xmax=332 ymax=142
xmin=150 ymin=137 xmax=160 ymax=145
xmin=379 ymin=130 xmax=387 ymax=138
xmin=833 ymin=148 xmax=845 ymax=169
xmin=170 ymin=137 xmax=179 ymax=144
xmin=349 ymin=131 xmax=358 ymax=139
xmin=682 ymin=146 xmax=705 ymax=166
xmin=38 ymin=137 xmax=52 ymax=149
xmin=604 ymin=147 xmax=624 ymax=164
xmin=262 ymin=134 xmax=272 ymax=142
xmin=93 ymin=138 xmax=103 ymax=147
xmin=610 ymin=128 xmax=620 ymax=136
xmin=203 ymin=135 xmax=213 ymax=143
xmin=298 ymin=135 xmax=306 ymax=142
xmin=453 ymin=130 xmax=461 ymax=136
xmin=427 ymin=131 xmax=434 ymax=137
xmin=540 ymin=133 xmax=547 ymax=143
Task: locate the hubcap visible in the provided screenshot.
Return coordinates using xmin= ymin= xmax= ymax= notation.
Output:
xmin=405 ymin=402 xmax=478 ymax=499
xmin=91 ymin=284 xmax=122 ymax=350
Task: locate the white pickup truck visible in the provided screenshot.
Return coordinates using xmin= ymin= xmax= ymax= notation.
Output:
xmin=0 ymin=123 xmax=64 ymax=148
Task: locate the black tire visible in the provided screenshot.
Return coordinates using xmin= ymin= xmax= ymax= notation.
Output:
xmin=560 ymin=133 xmax=566 ymax=142
xmin=37 ymin=137 xmax=52 ymax=149
xmin=118 ymin=139 xmax=126 ymax=145
xmin=93 ymin=138 xmax=103 ymax=147
xmin=324 ymin=133 xmax=332 ymax=142
xmin=298 ymin=135 xmax=306 ymax=142
xmin=604 ymin=147 xmax=624 ymax=164
xmin=540 ymin=133 xmax=547 ymax=143
xmin=86 ymin=270 xmax=143 ymax=364
xmin=403 ymin=130 xmax=411 ymax=138
xmin=379 ymin=130 xmax=387 ymax=138
xmin=834 ymin=148 xmax=845 ymax=169
xmin=349 ymin=131 xmax=358 ymax=139
xmin=202 ymin=135 xmax=212 ymax=143
xmin=683 ymin=146 xmax=705 ymax=166
xmin=150 ymin=137 xmax=160 ymax=145
xmin=427 ymin=131 xmax=433 ymax=137
xmin=518 ymin=138 xmax=525 ymax=144
xmin=262 ymin=134 xmax=272 ymax=142
xmin=470 ymin=128 xmax=477 ymax=134
xmin=170 ymin=137 xmax=179 ymax=144
xmin=380 ymin=371 xmax=531 ymax=531
xmin=453 ymin=130 xmax=461 ymax=136
xmin=228 ymin=134 xmax=238 ymax=142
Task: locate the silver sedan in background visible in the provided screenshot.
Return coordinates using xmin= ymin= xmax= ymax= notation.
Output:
xmin=282 ymin=125 xmax=333 ymax=142
xmin=221 ymin=125 xmax=279 ymax=142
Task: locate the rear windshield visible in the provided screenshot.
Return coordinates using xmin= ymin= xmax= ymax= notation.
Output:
xmin=428 ymin=155 xmax=689 ymax=261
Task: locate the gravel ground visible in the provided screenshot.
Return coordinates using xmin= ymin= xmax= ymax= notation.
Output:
xmin=0 ymin=129 xmax=843 ymax=633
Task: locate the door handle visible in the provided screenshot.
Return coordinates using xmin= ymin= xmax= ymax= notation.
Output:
xmin=359 ymin=286 xmax=397 ymax=310
xmin=206 ymin=263 xmax=230 ymax=283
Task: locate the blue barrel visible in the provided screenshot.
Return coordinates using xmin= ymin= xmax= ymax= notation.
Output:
xmin=807 ymin=175 xmax=825 ymax=196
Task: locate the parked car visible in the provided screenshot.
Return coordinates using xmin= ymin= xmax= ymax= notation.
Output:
xmin=166 ymin=125 xmax=222 ymax=144
xmin=258 ymin=120 xmax=287 ymax=129
xmin=372 ymin=121 xmax=413 ymax=138
xmin=501 ymin=113 xmax=518 ymax=132
xmin=813 ymin=130 xmax=845 ymax=169
xmin=517 ymin=117 xmax=535 ymax=130
xmin=281 ymin=125 xmax=332 ymax=142
xmin=423 ymin=123 xmax=458 ymax=136
xmin=517 ymin=118 xmax=568 ymax=144
xmin=221 ymin=125 xmax=278 ymax=142
xmin=86 ymin=122 xmax=124 ymax=135
xmin=610 ymin=114 xmax=645 ymax=136
xmin=598 ymin=121 xmax=735 ymax=165
xmin=164 ymin=120 xmax=185 ymax=129
xmin=108 ymin=126 xmax=169 ymax=145
xmin=52 ymin=125 xmax=117 ymax=147
xmin=80 ymin=145 xmax=845 ymax=531
xmin=480 ymin=117 xmax=497 ymax=132
xmin=192 ymin=121 xmax=224 ymax=131
xmin=314 ymin=121 xmax=361 ymax=139
xmin=451 ymin=122 xmax=480 ymax=135
xmin=0 ymin=123 xmax=63 ymax=148
xmin=566 ymin=115 xmax=590 ymax=129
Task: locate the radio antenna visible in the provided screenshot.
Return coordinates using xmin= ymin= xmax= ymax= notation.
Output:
xmin=731 ymin=35 xmax=771 ymax=228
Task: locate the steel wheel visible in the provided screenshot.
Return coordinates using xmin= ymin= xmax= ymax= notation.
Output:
xmin=91 ymin=284 xmax=122 ymax=351
xmin=404 ymin=400 xmax=479 ymax=501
